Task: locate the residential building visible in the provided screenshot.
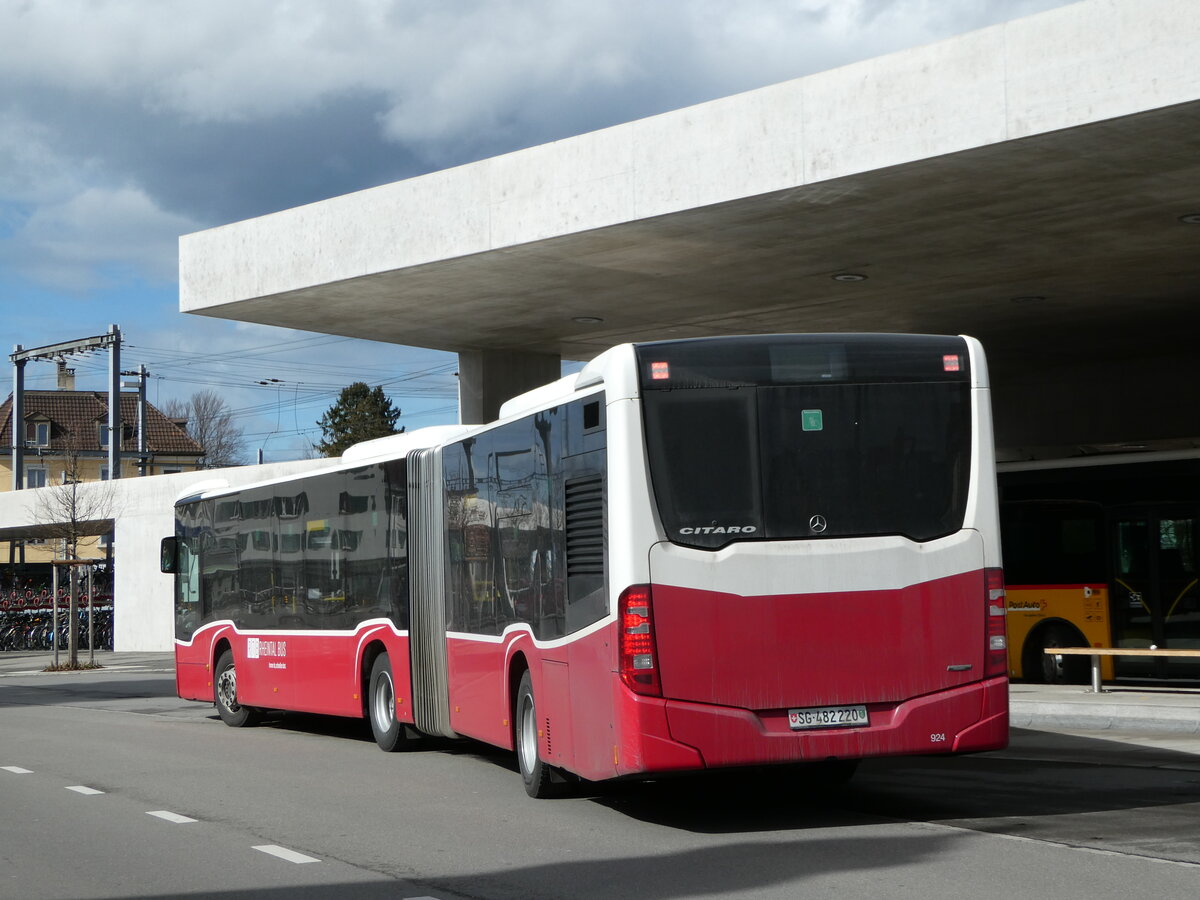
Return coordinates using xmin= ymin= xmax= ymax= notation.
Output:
xmin=0 ymin=372 xmax=205 ymax=571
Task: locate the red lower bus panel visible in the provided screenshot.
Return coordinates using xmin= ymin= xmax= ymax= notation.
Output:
xmin=445 ymin=624 xmax=624 ymax=776
xmin=952 ymin=677 xmax=1009 ymax=753
xmin=651 ymin=570 xmax=987 ymax=712
xmin=447 ymin=636 xmax=514 ymax=748
xmin=654 ymin=678 xmax=1007 ymax=772
xmin=175 ymin=622 xmax=415 ymax=723
xmin=610 ymin=689 xmax=705 ymax=778
xmin=175 ymin=623 xmax=235 ymax=703
xmin=176 ymin=657 xmax=214 ymax=703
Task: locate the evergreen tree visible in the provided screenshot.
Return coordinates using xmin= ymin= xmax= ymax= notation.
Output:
xmin=316 ymin=382 xmax=403 ymax=456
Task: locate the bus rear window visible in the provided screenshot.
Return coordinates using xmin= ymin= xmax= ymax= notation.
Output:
xmin=637 ymin=335 xmax=973 ymax=548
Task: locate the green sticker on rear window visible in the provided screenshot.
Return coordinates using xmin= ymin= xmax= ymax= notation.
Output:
xmin=802 ymin=409 xmax=823 ymax=431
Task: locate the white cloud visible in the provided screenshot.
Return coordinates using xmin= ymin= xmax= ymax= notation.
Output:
xmin=0 ymin=110 xmax=89 ymax=206
xmin=3 ymin=185 xmax=198 ymax=290
xmin=0 ymin=1 xmax=1076 ymax=146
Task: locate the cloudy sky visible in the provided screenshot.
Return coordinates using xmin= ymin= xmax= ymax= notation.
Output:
xmin=0 ymin=0 xmax=1075 ymax=460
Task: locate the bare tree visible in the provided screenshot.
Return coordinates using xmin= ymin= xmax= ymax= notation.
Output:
xmin=163 ymin=389 xmax=245 ymax=468
xmin=29 ymin=432 xmax=117 ymax=668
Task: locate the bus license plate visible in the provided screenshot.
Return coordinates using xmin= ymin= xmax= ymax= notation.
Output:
xmin=788 ymin=704 xmax=869 ymax=730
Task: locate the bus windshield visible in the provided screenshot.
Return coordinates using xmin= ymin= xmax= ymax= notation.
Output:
xmin=637 ymin=334 xmax=973 ymax=548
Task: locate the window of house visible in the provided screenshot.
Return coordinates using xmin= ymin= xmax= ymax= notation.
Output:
xmin=99 ymin=423 xmax=137 ymax=448
xmin=25 ymin=421 xmax=50 ymax=447
xmin=26 ymin=468 xmax=48 ymax=489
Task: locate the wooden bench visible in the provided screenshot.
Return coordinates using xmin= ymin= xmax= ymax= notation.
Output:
xmin=1045 ymin=647 xmax=1200 ymax=692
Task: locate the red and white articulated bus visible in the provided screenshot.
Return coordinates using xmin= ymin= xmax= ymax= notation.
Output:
xmin=162 ymin=334 xmax=1008 ymax=797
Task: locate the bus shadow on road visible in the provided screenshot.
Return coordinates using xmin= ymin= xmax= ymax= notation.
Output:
xmin=48 ymin=833 xmax=971 ymax=900
xmin=578 ymin=728 xmax=1200 ymax=836
xmin=215 ymin=709 xmax=1200 ymax=846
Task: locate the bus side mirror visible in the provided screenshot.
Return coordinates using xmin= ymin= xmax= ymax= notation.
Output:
xmin=160 ymin=537 xmax=178 ymax=574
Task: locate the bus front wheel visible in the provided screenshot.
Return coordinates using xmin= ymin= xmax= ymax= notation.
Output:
xmin=214 ymin=650 xmax=261 ymax=727
xmin=369 ymin=653 xmax=409 ymax=752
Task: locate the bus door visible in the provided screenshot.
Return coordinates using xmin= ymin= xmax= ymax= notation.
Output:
xmin=1111 ymin=506 xmax=1200 ymax=678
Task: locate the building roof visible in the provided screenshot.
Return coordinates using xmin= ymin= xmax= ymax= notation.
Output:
xmin=0 ymin=391 xmax=205 ymax=457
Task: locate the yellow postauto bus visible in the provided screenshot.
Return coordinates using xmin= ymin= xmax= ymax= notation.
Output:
xmin=999 ymin=455 xmax=1200 ymax=683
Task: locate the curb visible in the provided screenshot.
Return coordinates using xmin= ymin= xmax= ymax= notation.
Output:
xmin=1011 ymin=701 xmax=1200 ymax=735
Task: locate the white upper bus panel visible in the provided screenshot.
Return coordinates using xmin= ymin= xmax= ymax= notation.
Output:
xmin=176 ymin=424 xmax=472 ymax=506
xmin=340 ymin=424 xmax=474 ymax=462
xmin=497 ymin=373 xmax=586 ymax=420
xmin=175 ymin=478 xmax=231 ymax=505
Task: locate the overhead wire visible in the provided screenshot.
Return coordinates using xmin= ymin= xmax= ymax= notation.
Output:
xmin=19 ymin=337 xmax=460 ymax=459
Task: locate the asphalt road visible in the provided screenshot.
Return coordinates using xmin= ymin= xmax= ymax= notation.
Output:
xmin=2 ymin=660 xmax=1199 ymax=900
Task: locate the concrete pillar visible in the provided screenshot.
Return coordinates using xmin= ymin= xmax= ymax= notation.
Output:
xmin=457 ymin=349 xmax=560 ymax=424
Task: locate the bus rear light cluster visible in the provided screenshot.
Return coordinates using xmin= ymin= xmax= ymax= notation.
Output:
xmin=619 ymin=585 xmax=661 ymax=697
xmin=985 ymin=568 xmax=1008 ymax=678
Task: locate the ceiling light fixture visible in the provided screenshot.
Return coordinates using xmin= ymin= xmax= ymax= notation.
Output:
xmin=1179 ymin=213 xmax=1200 ymax=224
xmin=1010 ymin=295 xmax=1046 ymax=304
xmin=572 ymin=316 xmax=604 ymax=324
xmin=832 ymin=273 xmax=867 ymax=282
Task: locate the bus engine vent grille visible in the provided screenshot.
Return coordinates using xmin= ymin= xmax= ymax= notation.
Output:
xmin=565 ymin=476 xmax=604 ymax=577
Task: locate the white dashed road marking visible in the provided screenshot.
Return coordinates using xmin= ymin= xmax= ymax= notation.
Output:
xmin=0 ymin=762 xmax=457 ymax=894
xmin=146 ymin=810 xmax=198 ymax=824
xmin=252 ymin=845 xmax=320 ymax=864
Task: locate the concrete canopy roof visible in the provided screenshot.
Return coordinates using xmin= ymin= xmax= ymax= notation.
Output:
xmin=179 ymin=0 xmax=1200 ymax=451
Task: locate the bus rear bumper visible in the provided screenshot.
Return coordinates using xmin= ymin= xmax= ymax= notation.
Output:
xmin=651 ymin=677 xmax=1009 ymax=770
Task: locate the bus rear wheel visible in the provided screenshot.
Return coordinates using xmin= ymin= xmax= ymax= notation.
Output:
xmin=369 ymin=653 xmax=409 ymax=752
xmin=214 ymin=649 xmax=261 ymax=727
xmin=515 ymin=671 xmax=572 ymax=799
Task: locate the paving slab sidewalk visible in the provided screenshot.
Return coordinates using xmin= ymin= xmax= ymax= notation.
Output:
xmin=1010 ymin=681 xmax=1200 ymax=736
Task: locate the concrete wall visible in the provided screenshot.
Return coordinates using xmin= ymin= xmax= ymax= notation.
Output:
xmin=0 ymin=460 xmax=328 ymax=651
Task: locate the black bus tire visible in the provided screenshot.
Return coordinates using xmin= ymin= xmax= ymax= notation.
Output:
xmin=214 ymin=649 xmax=261 ymax=727
xmin=369 ymin=653 xmax=408 ymax=752
xmin=515 ymin=670 xmax=566 ymax=799
xmin=1035 ymin=625 xmax=1088 ymax=685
